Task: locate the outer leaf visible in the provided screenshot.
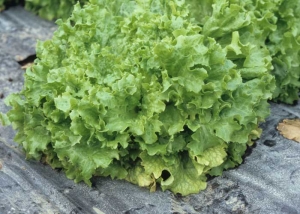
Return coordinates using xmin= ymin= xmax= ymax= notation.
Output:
xmin=55 ymin=142 xmax=119 ymax=185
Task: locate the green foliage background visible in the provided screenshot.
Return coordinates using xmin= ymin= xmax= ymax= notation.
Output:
xmin=188 ymin=0 xmax=300 ymax=104
xmin=24 ymin=0 xmax=87 ymax=20
xmin=0 ymin=0 xmax=87 ymax=19
xmin=0 ymin=0 xmax=3 ymax=10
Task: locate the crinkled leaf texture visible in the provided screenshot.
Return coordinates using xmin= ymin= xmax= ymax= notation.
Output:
xmin=187 ymin=0 xmax=300 ymax=104
xmin=3 ymin=0 xmax=275 ymax=196
xmin=268 ymin=0 xmax=300 ymax=103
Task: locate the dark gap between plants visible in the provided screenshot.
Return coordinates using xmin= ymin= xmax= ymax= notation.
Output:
xmin=207 ymin=143 xmax=257 ymax=182
xmin=2 ymin=0 xmax=25 ymax=10
xmin=18 ymin=54 xmax=36 ymax=70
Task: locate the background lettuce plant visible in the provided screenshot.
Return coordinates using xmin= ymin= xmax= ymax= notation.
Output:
xmin=188 ymin=0 xmax=300 ymax=104
xmin=0 ymin=0 xmax=4 ymax=10
xmin=24 ymin=0 xmax=87 ymax=20
xmin=268 ymin=0 xmax=300 ymax=103
xmin=0 ymin=0 xmax=86 ymax=19
xmin=1 ymin=0 xmax=276 ymax=195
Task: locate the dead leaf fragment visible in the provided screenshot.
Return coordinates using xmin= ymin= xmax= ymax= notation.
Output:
xmin=21 ymin=62 xmax=33 ymax=70
xmin=277 ymin=119 xmax=300 ymax=143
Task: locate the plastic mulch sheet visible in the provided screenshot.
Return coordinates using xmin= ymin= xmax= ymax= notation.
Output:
xmin=0 ymin=6 xmax=300 ymax=214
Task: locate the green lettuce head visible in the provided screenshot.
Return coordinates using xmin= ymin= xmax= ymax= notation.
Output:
xmin=3 ymin=0 xmax=275 ymax=195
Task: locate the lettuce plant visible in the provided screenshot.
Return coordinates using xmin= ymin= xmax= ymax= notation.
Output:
xmin=2 ymin=0 xmax=276 ymax=195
